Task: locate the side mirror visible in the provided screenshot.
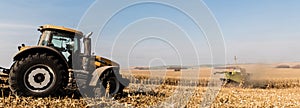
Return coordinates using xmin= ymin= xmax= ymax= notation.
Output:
xmin=85 ymin=32 xmax=93 ymax=38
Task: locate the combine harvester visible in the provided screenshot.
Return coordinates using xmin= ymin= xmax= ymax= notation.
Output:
xmin=214 ymin=56 xmax=251 ymax=87
xmin=214 ymin=66 xmax=250 ymax=87
xmin=0 ymin=25 xmax=129 ymax=97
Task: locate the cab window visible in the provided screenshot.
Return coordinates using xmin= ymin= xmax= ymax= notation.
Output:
xmin=51 ymin=32 xmax=74 ymax=61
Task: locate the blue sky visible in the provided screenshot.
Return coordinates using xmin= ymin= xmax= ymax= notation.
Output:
xmin=205 ymin=0 xmax=300 ymax=63
xmin=0 ymin=0 xmax=94 ymax=67
xmin=1 ymin=0 xmax=300 ymax=67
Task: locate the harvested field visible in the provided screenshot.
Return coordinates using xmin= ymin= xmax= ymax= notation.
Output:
xmin=1 ymin=63 xmax=300 ymax=107
xmin=1 ymin=86 xmax=300 ymax=107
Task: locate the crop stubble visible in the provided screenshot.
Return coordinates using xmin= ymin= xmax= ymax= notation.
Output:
xmin=1 ymin=64 xmax=300 ymax=107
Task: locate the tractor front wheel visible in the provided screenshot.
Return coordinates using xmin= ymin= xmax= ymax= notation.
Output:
xmin=9 ymin=53 xmax=67 ymax=97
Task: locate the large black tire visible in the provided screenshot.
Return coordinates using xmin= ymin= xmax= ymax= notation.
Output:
xmin=92 ymin=69 xmax=125 ymax=97
xmin=9 ymin=52 xmax=68 ymax=97
xmin=103 ymin=76 xmax=121 ymax=95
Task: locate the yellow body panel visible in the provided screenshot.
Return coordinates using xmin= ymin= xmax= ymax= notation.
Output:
xmin=39 ymin=24 xmax=83 ymax=36
xmin=95 ymin=61 xmax=101 ymax=67
xmin=95 ymin=56 xmax=119 ymax=67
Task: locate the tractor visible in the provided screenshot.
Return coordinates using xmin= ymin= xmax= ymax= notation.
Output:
xmin=0 ymin=25 xmax=129 ymax=97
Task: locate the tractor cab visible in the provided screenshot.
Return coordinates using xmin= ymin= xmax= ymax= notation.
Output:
xmin=37 ymin=25 xmax=83 ymax=64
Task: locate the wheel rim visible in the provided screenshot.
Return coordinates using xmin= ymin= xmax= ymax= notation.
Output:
xmin=24 ymin=64 xmax=56 ymax=93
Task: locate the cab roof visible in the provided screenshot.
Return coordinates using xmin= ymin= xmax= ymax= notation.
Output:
xmin=38 ymin=24 xmax=83 ymax=36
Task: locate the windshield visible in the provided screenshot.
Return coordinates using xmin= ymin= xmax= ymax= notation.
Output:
xmin=38 ymin=31 xmax=52 ymax=46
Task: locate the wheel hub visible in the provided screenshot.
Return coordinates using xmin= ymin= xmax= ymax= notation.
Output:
xmin=24 ymin=64 xmax=55 ymax=92
xmin=34 ymin=73 xmax=45 ymax=83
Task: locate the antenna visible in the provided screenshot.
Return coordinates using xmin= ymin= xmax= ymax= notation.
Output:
xmin=234 ymin=56 xmax=238 ymax=66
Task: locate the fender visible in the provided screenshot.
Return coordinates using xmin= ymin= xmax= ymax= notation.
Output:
xmin=89 ymin=66 xmax=129 ymax=87
xmin=13 ymin=46 xmax=69 ymax=69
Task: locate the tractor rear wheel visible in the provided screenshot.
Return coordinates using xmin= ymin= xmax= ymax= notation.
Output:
xmin=103 ymin=76 xmax=120 ymax=95
xmin=93 ymin=69 xmax=124 ymax=97
xmin=9 ymin=53 xmax=67 ymax=97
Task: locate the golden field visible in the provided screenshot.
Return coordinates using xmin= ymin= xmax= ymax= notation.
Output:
xmin=1 ymin=63 xmax=300 ymax=107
